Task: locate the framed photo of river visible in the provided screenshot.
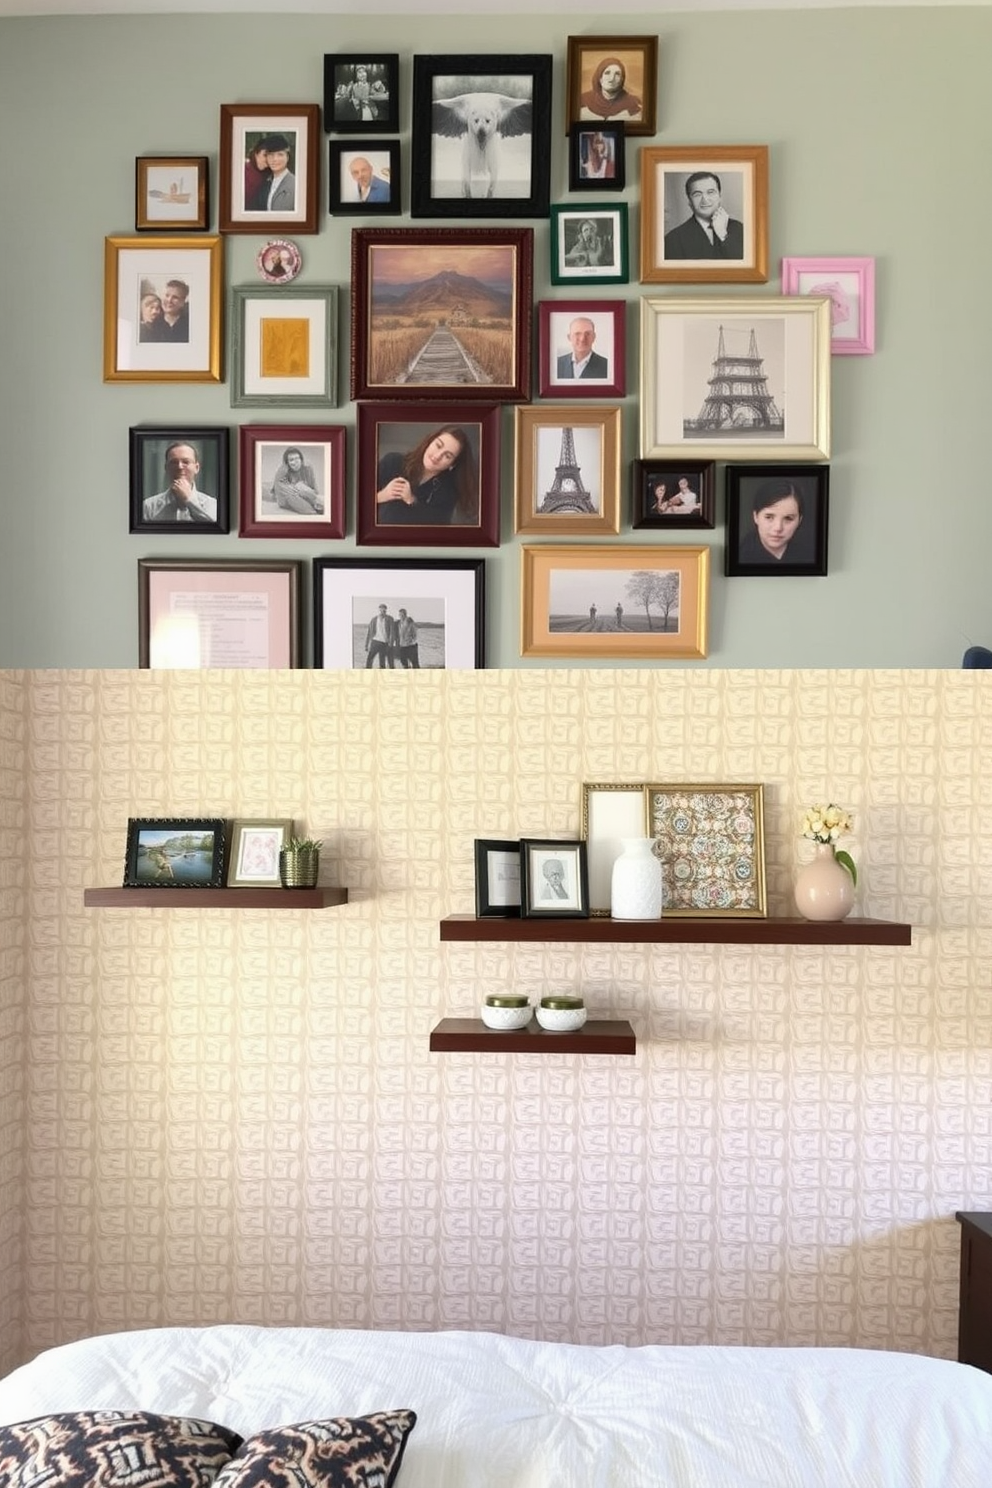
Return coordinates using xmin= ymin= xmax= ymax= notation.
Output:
xmin=123 ymin=818 xmax=226 ymax=889
xmin=350 ymin=226 xmax=533 ymax=402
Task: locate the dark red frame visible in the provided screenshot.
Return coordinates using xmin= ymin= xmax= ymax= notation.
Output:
xmin=350 ymin=226 xmax=533 ymax=402
xmin=238 ymin=424 xmax=346 ymax=539
xmin=356 ymin=401 xmax=502 ymax=548
xmin=537 ymin=298 xmax=626 ymax=399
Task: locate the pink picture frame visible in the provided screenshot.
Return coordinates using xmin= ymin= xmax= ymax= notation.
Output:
xmin=781 ymin=255 xmax=875 ymax=356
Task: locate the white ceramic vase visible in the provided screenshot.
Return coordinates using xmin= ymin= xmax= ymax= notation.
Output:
xmin=794 ymin=842 xmax=856 ymax=921
xmin=611 ymin=837 xmax=663 ymax=920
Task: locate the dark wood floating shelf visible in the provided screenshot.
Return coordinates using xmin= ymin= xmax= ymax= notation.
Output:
xmin=439 ymin=915 xmax=911 ymax=946
xmin=430 ymin=1017 xmax=636 ymax=1056
xmin=84 ymin=887 xmax=349 ymax=909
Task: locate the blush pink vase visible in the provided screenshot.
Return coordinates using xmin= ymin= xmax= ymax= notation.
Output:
xmin=794 ymin=842 xmax=856 ymax=921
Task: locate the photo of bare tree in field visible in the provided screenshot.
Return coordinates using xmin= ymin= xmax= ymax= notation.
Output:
xmin=548 ymin=566 xmax=681 ymax=634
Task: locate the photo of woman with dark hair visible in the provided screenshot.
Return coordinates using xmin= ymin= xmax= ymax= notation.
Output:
xmin=375 ymin=424 xmax=479 ymax=526
xmin=579 ymin=56 xmax=642 ymax=123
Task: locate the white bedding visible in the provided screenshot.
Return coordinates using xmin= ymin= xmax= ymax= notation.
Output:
xmin=0 ymin=1325 xmax=990 ymax=1487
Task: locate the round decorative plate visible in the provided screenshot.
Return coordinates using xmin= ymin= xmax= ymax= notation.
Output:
xmin=257 ymin=239 xmax=302 ymax=284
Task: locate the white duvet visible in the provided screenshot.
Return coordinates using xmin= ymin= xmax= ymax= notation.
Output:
xmin=0 ymin=1325 xmax=990 ymax=1487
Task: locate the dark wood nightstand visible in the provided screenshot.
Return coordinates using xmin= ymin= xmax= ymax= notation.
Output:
xmin=956 ymin=1212 xmax=992 ymax=1373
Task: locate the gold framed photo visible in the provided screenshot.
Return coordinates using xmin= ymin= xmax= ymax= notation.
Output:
xmin=513 ymin=405 xmax=621 ymax=536
xmin=639 ymin=145 xmax=769 ymax=285
xmin=521 ymin=544 xmax=709 ymax=660
xmin=103 ymin=235 xmax=222 ymax=384
xmin=644 ymin=783 xmax=767 ymax=918
xmin=580 ymin=782 xmax=649 ymax=916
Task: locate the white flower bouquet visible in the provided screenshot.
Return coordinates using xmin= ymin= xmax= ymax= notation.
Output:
xmin=800 ymin=803 xmax=857 ymax=884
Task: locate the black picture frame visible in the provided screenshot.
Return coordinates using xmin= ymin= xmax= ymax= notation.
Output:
xmin=568 ymin=122 xmax=625 ymax=193
xmin=411 ymin=53 xmax=552 ymax=219
xmin=324 ymin=53 xmax=400 ymax=135
xmin=329 ymin=139 xmax=401 ymax=214
xmin=725 ymin=464 xmax=829 ymax=576
xmin=632 ymin=459 xmax=716 ymax=531
xmin=519 ymin=838 xmax=590 ymax=919
xmin=312 ymin=557 xmax=486 ymax=670
xmin=123 ymin=817 xmax=227 ymax=889
xmin=474 ymin=838 xmax=522 ymax=917
xmin=129 ymin=425 xmax=229 ymax=534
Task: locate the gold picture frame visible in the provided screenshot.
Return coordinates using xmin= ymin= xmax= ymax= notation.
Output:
xmin=639 ymin=295 xmax=831 ymax=461
xmin=521 ymin=544 xmax=709 ymax=660
xmin=104 ymin=235 xmax=223 ymax=384
xmin=513 ymin=405 xmax=621 ymax=536
xmin=644 ymin=783 xmax=767 ymax=918
xmin=639 ymin=145 xmax=769 ymax=285
xmin=580 ymin=782 xmax=648 ymax=916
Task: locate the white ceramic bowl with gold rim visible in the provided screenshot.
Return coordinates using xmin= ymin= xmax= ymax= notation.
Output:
xmin=481 ymin=1001 xmax=533 ymax=1030
xmin=535 ymin=1003 xmax=587 ymax=1032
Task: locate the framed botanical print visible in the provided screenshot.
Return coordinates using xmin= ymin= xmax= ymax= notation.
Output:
xmin=103 ymin=235 xmax=222 ymax=383
xmin=227 ymin=819 xmax=294 ymax=888
xmin=513 ymin=405 xmax=621 ymax=537
xmin=644 ymin=783 xmax=767 ymax=918
xmin=724 ymin=463 xmax=829 ymax=576
xmin=219 ymin=104 xmax=320 ymax=234
xmin=565 ymin=35 xmax=658 ymax=137
xmin=640 ymin=145 xmax=769 ymax=285
xmin=324 ymin=53 xmax=399 ymax=134
xmin=411 ymin=53 xmax=552 ymax=218
xmin=238 ymin=424 xmax=346 ymax=540
xmin=135 ymin=156 xmax=209 ymax=231
xmin=781 ymin=255 xmax=876 ymax=355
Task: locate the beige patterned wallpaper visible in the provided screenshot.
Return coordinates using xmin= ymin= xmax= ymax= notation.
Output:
xmin=1 ymin=669 xmax=991 ymax=1376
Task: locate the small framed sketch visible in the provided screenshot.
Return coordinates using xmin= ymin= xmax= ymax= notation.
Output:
xmin=632 ymin=459 xmax=715 ymax=531
xmin=538 ymin=299 xmax=625 ymax=399
xmin=580 ymin=782 xmax=648 ymax=916
xmin=219 ymin=103 xmax=320 ymax=234
xmin=474 ymin=838 xmax=521 ymax=917
xmin=519 ymin=839 xmax=590 ymax=919
xmin=330 ymin=141 xmax=400 ymax=214
xmin=313 ymin=557 xmax=486 ymax=670
xmin=239 ymin=424 xmax=346 ymax=540
xmin=227 ymin=818 xmax=294 ymax=888
xmin=123 ymin=818 xmax=226 ymax=889
xmin=513 ymin=404 xmax=621 ymax=537
xmin=568 ymin=123 xmax=625 ymax=192
xmin=103 ymin=234 xmax=222 ymax=383
xmin=781 ymin=255 xmax=876 ymax=355
xmin=551 ymin=203 xmax=628 ymax=286
xmin=324 ymin=53 xmax=399 ymax=135
xmin=135 ymin=156 xmax=208 ymax=231
xmin=640 ymin=145 xmax=769 ymax=285
xmin=129 ymin=425 xmax=229 ymax=534
xmin=565 ymin=35 xmax=658 ymax=137
xmin=724 ymin=464 xmax=829 ymax=576
xmin=230 ymin=284 xmax=338 ymax=407
xmin=644 ymin=783 xmax=767 ymax=918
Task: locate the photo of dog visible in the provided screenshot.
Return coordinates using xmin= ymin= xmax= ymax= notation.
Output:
xmin=431 ymin=89 xmax=533 ymax=199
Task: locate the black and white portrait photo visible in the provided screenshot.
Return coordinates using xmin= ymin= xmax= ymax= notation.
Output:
xmin=519 ymin=837 xmax=590 ymax=918
xmin=352 ymin=594 xmax=446 ymax=669
xmin=551 ymin=205 xmax=628 ymax=284
xmin=663 ymin=167 xmax=746 ymax=263
xmin=255 ymin=441 xmax=327 ymax=521
xmin=325 ymin=54 xmax=398 ymax=133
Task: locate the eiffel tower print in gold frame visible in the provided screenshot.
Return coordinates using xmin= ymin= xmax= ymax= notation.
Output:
xmin=513 ymin=406 xmax=622 ymax=538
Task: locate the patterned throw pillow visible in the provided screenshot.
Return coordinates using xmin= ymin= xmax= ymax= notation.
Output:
xmin=212 ymin=1411 xmax=417 ymax=1488
xmin=0 ymin=1410 xmax=243 ymax=1487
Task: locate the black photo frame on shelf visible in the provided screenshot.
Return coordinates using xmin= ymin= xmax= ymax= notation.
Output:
xmin=519 ymin=838 xmax=590 ymax=919
xmin=123 ymin=818 xmax=227 ymax=889
xmin=129 ymin=425 xmax=229 ymax=534
xmin=411 ymin=53 xmax=552 ymax=218
xmin=474 ymin=838 xmax=522 ymax=918
xmin=725 ymin=464 xmax=829 ymax=576
xmin=324 ymin=53 xmax=399 ymax=135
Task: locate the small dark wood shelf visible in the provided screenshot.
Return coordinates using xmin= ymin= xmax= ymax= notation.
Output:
xmin=439 ymin=915 xmax=911 ymax=946
xmin=430 ymin=1017 xmax=636 ymax=1056
xmin=84 ymin=887 xmax=349 ymax=909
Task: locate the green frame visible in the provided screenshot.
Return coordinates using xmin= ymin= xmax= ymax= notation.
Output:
xmin=550 ymin=202 xmax=629 ymax=286
xmin=229 ymin=283 xmax=338 ymax=408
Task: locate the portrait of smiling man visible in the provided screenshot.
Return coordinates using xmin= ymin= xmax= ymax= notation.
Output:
xmin=664 ymin=169 xmax=744 ymax=261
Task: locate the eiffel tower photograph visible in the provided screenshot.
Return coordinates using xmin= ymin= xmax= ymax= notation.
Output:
xmin=537 ymin=424 xmax=598 ymax=515
xmin=683 ymin=320 xmax=785 ymax=439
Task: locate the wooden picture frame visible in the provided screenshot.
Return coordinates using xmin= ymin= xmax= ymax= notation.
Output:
xmin=350 ymin=226 xmax=533 ymax=402
xmin=639 ymin=295 xmax=831 ymax=461
xmin=550 ymin=203 xmax=628 ymax=286
xmin=313 ymin=557 xmax=486 ymax=670
xmin=329 ymin=140 xmax=401 ymax=215
xmin=129 ymin=425 xmax=229 ymax=535
xmin=631 ymin=459 xmax=716 ymax=531
xmin=565 ymin=35 xmax=658 ymax=137
xmin=124 ymin=818 xmax=226 ymax=889
xmin=411 ymin=52 xmax=552 ymax=218
xmin=227 ymin=818 xmax=294 ymax=888
xmin=538 ymin=299 xmax=625 ymax=399
xmin=580 ymin=782 xmax=648 ymax=916
xmin=324 ymin=53 xmax=399 ymax=135
xmin=356 ymin=401 xmax=501 ymax=548
xmin=103 ymin=234 xmax=222 ymax=383
xmin=135 ymin=156 xmax=209 ymax=231
xmin=521 ymin=544 xmax=709 ymax=660
xmin=781 ymin=255 xmax=876 ymax=355
xmin=724 ymin=463 xmax=829 ymax=576
xmin=513 ymin=405 xmax=621 ymax=537
xmin=568 ymin=123 xmax=625 ymax=192
xmin=519 ymin=838 xmax=590 ymax=919
xmin=644 ymin=783 xmax=767 ymax=918
xmin=138 ymin=559 xmax=302 ymax=669
xmin=474 ymin=838 xmax=522 ymax=918
xmin=219 ymin=103 xmax=320 ymax=234
xmin=238 ymin=424 xmax=346 ymax=540
xmin=230 ymin=284 xmax=338 ymax=408
xmin=640 ymin=145 xmax=769 ymax=285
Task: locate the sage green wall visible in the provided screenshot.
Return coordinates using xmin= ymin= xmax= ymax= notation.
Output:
xmin=0 ymin=9 xmax=988 ymax=667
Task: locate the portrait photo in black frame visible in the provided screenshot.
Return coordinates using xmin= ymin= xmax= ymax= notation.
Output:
xmin=474 ymin=838 xmax=522 ymax=917
xmin=632 ymin=459 xmax=716 ymax=531
xmin=725 ymin=463 xmax=829 ymax=575
xmin=324 ymin=53 xmax=399 ymax=135
xmin=123 ymin=817 xmax=227 ymax=888
xmin=129 ymin=425 xmax=229 ymax=533
xmin=329 ymin=139 xmax=401 ymax=215
xmin=568 ymin=122 xmax=625 ymax=193
xmin=411 ymin=53 xmax=552 ymax=219
xmin=519 ymin=838 xmax=590 ymax=919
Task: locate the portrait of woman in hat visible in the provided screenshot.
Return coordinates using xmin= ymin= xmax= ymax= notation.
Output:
xmin=246 ymin=131 xmax=296 ymax=211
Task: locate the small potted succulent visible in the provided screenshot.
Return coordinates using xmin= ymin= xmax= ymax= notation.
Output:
xmin=279 ymin=835 xmax=323 ymax=889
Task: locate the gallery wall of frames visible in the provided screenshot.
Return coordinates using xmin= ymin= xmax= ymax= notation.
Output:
xmin=109 ymin=32 xmax=875 ymax=671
